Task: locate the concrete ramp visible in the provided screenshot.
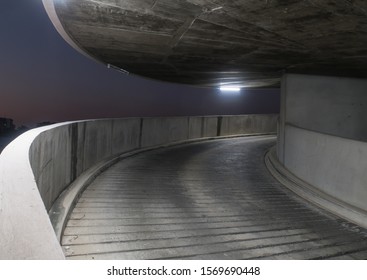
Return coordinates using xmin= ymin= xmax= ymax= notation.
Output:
xmin=61 ymin=136 xmax=367 ymax=260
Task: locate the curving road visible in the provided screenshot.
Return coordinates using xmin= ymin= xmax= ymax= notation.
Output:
xmin=62 ymin=136 xmax=367 ymax=259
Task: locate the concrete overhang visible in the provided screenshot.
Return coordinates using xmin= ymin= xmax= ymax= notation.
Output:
xmin=43 ymin=0 xmax=367 ymax=88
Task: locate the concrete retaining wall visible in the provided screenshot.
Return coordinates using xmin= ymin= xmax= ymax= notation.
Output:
xmin=284 ymin=124 xmax=367 ymax=212
xmin=0 ymin=114 xmax=277 ymax=259
xmin=277 ymin=73 xmax=367 ymax=226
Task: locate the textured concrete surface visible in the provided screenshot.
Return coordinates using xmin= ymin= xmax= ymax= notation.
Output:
xmin=277 ymin=74 xmax=367 ymax=227
xmin=0 ymin=126 xmax=67 ymax=259
xmin=282 ymin=125 xmax=367 ymax=221
xmin=280 ymin=74 xmax=367 ymax=142
xmin=43 ymin=0 xmax=367 ymax=87
xmin=62 ymin=136 xmax=367 ymax=260
xmin=266 ymin=146 xmax=367 ymax=230
xmin=0 ymin=115 xmax=276 ymax=259
xmin=29 ymin=115 xmax=276 ymax=211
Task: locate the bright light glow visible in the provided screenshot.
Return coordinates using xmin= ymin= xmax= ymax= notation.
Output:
xmin=219 ymin=86 xmax=241 ymax=92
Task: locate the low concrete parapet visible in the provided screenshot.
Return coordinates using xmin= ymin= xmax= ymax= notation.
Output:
xmin=0 ymin=114 xmax=277 ymax=259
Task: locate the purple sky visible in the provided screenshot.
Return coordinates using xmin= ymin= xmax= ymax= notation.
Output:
xmin=0 ymin=0 xmax=280 ymax=127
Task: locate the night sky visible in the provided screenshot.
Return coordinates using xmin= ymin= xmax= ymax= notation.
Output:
xmin=1 ymin=0 xmax=280 ymax=127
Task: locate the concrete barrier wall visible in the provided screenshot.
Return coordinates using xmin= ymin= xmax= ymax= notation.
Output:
xmin=140 ymin=117 xmax=189 ymax=148
xmin=220 ymin=115 xmax=278 ymax=136
xmin=277 ymin=73 xmax=367 ymax=225
xmin=75 ymin=119 xmax=141 ymax=177
xmin=0 ymin=114 xmax=277 ymax=259
xmin=283 ymin=74 xmax=367 ymax=141
xmin=284 ymin=124 xmax=367 ymax=212
xmin=188 ymin=116 xmax=218 ymax=139
xmin=31 ymin=115 xmax=277 ymax=212
xmin=29 ymin=118 xmax=142 ymax=210
xmin=30 ymin=125 xmax=74 ymax=211
xmin=0 ymin=125 xmax=71 ymax=260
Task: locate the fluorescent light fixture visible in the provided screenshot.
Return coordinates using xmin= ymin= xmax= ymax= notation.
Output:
xmin=219 ymin=86 xmax=241 ymax=92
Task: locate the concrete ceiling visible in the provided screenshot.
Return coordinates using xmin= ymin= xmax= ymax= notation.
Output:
xmin=43 ymin=0 xmax=367 ymax=88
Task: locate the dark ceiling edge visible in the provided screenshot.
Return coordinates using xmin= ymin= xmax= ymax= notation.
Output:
xmin=41 ymin=0 xmax=178 ymax=84
xmin=39 ymin=0 xmax=216 ymax=89
xmin=42 ymin=0 xmax=104 ymax=66
xmin=41 ymin=1 xmax=282 ymax=89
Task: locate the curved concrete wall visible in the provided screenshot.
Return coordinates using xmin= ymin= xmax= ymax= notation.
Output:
xmin=0 ymin=125 xmax=69 ymax=260
xmin=277 ymin=73 xmax=367 ymax=226
xmin=29 ymin=119 xmax=141 ymax=210
xmin=0 ymin=115 xmax=277 ymax=259
xmin=284 ymin=124 xmax=367 ymax=212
